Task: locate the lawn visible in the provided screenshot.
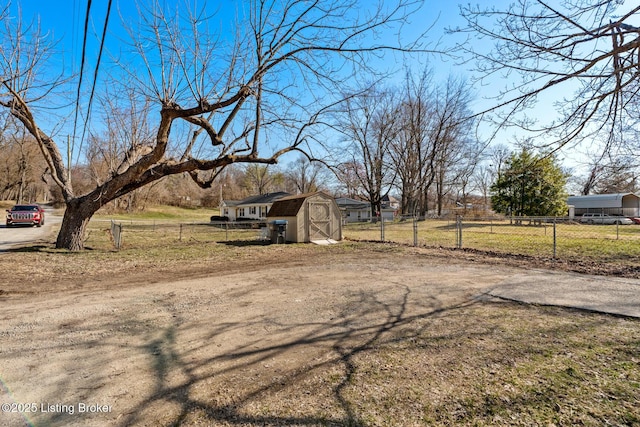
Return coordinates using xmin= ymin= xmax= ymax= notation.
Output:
xmin=344 ymin=218 xmax=640 ymax=264
xmin=74 ymin=210 xmax=640 ymax=278
xmin=0 ymin=237 xmax=638 ymax=426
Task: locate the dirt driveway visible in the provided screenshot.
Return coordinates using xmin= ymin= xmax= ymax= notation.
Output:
xmin=0 ymin=246 xmax=638 ymax=426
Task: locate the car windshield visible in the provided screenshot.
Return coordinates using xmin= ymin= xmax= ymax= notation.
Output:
xmin=11 ymin=205 xmax=38 ymax=211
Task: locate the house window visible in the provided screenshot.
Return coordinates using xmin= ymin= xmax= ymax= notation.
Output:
xmin=239 ymin=208 xmax=245 ymax=217
xmin=250 ymin=206 xmax=257 ymax=215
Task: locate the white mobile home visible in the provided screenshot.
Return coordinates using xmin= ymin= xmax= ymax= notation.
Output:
xmin=567 ymin=193 xmax=640 ymax=218
xmin=335 ymin=197 xmax=397 ymax=223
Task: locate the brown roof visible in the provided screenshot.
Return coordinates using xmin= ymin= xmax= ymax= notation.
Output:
xmin=267 ymin=192 xmax=329 ymax=217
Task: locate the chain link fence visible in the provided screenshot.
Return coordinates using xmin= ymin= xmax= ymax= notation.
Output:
xmin=105 ymin=216 xmax=640 ymax=263
xmin=107 ymin=220 xmax=269 ymax=250
xmin=344 ymin=216 xmax=640 ymax=261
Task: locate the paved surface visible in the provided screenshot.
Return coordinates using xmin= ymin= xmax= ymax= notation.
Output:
xmin=487 ymin=269 xmax=640 ymax=318
xmin=0 ymin=210 xmax=60 ymax=251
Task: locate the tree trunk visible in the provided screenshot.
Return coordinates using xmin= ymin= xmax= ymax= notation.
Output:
xmin=371 ymin=200 xmax=381 ymax=222
xmin=55 ymin=198 xmax=100 ymax=251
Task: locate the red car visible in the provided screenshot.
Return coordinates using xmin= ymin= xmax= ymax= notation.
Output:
xmin=5 ymin=204 xmax=46 ymax=227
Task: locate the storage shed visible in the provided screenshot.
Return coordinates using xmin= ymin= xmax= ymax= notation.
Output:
xmin=567 ymin=193 xmax=640 ymax=217
xmin=266 ymin=192 xmax=342 ymax=243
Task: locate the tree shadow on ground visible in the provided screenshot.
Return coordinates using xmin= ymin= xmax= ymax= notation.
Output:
xmin=0 ymin=244 xmax=51 ymax=253
xmin=16 ymin=281 xmax=636 ymax=427
xmin=219 ymin=239 xmax=275 ymax=247
xmin=109 ymin=285 xmax=434 ymax=426
xmin=108 ymin=289 xmax=504 ymax=426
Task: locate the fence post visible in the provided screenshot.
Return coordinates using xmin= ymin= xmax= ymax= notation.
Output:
xmin=553 ymin=218 xmax=557 ymax=258
xmin=110 ymin=220 xmax=122 ymax=250
xmin=413 ymin=216 xmax=418 ymax=247
xmin=456 ymin=216 xmax=463 ymax=249
xmin=380 ymin=218 xmax=385 ymax=242
xmin=179 ymin=223 xmax=183 ymax=241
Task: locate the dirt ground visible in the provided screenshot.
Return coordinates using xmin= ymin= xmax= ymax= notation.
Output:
xmin=0 ymin=244 xmax=638 ymax=426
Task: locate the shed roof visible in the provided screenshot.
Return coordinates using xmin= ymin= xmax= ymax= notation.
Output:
xmin=568 ymin=193 xmax=639 ymax=209
xmin=266 ymin=193 xmax=310 ymax=217
xmin=381 ymin=194 xmax=399 ymax=203
xmin=267 ymin=192 xmax=333 ymax=217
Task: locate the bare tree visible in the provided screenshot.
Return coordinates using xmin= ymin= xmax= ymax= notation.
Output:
xmin=389 ymin=68 xmax=434 ymax=216
xmin=471 ymin=162 xmax=493 ymax=211
xmin=335 ymin=87 xmax=400 ymax=219
xmin=242 ymin=164 xmax=284 ymax=195
xmin=285 ymin=156 xmax=329 ymax=194
xmin=581 ymin=154 xmax=639 ymax=195
xmin=471 ymin=144 xmax=511 ymax=210
xmin=0 ymin=0 xmax=430 ymax=249
xmin=0 ymin=118 xmax=48 ymax=202
xmin=333 ymin=160 xmax=364 ymax=199
xmin=429 ymin=76 xmax=476 ymax=215
xmin=451 ymin=2 xmax=640 ymax=154
xmin=390 ymin=70 xmax=475 ymax=216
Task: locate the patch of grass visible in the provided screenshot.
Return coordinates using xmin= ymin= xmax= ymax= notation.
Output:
xmin=94 ymin=204 xmax=218 ymax=222
xmin=344 ymin=219 xmax=640 ymax=264
xmin=239 ymin=302 xmax=640 ymax=427
xmin=0 ymin=200 xmax=15 ymax=209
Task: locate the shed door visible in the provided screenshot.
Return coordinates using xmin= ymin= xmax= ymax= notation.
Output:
xmin=307 ymin=199 xmax=332 ymax=240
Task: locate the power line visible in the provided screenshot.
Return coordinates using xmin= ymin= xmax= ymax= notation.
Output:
xmin=70 ymin=0 xmax=113 ymax=169
xmin=70 ymin=0 xmax=92 ymax=167
xmin=78 ymin=0 xmax=113 ymax=163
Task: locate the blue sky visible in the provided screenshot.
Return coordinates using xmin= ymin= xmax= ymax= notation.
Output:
xmin=13 ymin=0 xmax=469 ymax=80
xmin=6 ymin=0 xmax=477 ymax=164
xmin=7 ymin=0 xmax=629 ymax=186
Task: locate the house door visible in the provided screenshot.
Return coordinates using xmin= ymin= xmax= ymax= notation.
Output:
xmin=307 ymin=200 xmax=333 ymax=240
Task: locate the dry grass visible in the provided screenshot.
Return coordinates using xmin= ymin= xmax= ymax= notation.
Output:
xmin=2 ymin=210 xmax=639 ymax=426
xmin=240 ymin=303 xmax=640 ymax=426
xmin=345 ymin=219 xmax=640 ymax=267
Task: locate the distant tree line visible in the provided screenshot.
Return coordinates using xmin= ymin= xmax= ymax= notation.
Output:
xmin=329 ymin=69 xmax=483 ymax=218
xmin=0 ymin=119 xmax=49 ymax=203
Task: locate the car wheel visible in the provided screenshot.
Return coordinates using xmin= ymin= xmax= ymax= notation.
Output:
xmin=615 ymin=220 xmax=621 ymax=225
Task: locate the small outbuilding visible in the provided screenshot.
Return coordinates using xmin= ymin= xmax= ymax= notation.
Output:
xmin=266 ymin=192 xmax=342 ymax=243
xmin=567 ymin=193 xmax=640 ymax=217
